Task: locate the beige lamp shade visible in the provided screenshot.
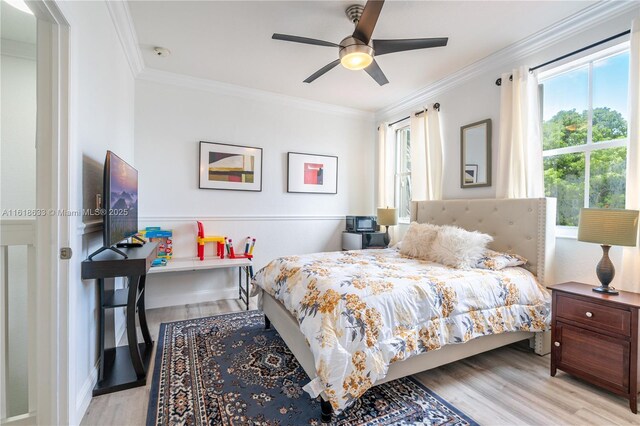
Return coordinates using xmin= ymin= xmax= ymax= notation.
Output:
xmin=577 ymin=208 xmax=639 ymax=247
xmin=377 ymin=207 xmax=398 ymax=227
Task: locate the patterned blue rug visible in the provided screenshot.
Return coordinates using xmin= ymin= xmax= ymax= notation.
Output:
xmin=147 ymin=310 xmax=478 ymax=425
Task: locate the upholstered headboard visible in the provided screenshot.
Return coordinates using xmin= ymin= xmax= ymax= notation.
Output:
xmin=410 ymin=198 xmax=556 ymax=284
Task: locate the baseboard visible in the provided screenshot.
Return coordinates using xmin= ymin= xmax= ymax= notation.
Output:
xmin=146 ymin=287 xmax=241 ymax=309
xmin=75 ymin=361 xmax=99 ymax=424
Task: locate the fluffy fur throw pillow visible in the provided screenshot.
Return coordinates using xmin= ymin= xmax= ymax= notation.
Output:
xmin=399 ymin=222 xmax=440 ymax=260
xmin=429 ymin=225 xmax=493 ymax=269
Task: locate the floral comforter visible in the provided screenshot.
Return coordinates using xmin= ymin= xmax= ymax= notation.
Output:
xmin=251 ymin=248 xmax=550 ymax=413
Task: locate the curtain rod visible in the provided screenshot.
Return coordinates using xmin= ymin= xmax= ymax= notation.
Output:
xmin=495 ymin=29 xmax=631 ymax=86
xmin=385 ymin=103 xmax=440 ymax=128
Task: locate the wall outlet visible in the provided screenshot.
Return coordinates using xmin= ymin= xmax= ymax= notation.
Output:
xmin=96 ymin=193 xmax=102 ymax=210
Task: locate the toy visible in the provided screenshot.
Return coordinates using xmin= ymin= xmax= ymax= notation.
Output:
xmin=139 ymin=227 xmax=173 ymax=259
xmin=225 ymin=236 xmax=256 ymax=276
xmin=151 ymin=258 xmax=167 ymax=267
xmin=197 ymin=221 xmax=225 ymax=260
xmin=226 ymin=236 xmax=255 ymax=260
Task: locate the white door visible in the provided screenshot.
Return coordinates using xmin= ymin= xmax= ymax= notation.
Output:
xmin=1 ymin=0 xmax=70 ymax=424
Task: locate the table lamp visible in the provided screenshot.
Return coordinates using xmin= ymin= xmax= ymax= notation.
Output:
xmin=377 ymin=207 xmax=398 ymax=246
xmin=577 ymin=208 xmax=639 ymax=295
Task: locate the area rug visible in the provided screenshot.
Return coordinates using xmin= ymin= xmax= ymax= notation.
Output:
xmin=147 ymin=310 xmax=478 ymax=426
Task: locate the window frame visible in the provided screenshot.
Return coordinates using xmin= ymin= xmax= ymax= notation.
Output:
xmin=539 ymin=42 xmax=630 ymax=237
xmin=393 ymin=122 xmax=411 ymax=224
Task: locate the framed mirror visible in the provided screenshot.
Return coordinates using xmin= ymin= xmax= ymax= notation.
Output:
xmin=461 ymin=119 xmax=491 ymax=188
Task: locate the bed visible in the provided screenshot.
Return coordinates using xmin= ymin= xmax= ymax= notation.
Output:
xmin=252 ymin=197 xmax=556 ymax=421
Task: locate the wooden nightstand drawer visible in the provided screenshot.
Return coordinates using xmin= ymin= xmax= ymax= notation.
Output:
xmin=555 ymin=321 xmax=630 ymax=392
xmin=556 ymin=294 xmax=631 ymax=337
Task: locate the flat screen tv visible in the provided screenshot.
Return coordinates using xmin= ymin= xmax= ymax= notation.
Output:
xmin=88 ymin=151 xmax=139 ymax=260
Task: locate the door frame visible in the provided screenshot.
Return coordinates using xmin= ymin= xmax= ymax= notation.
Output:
xmin=28 ymin=1 xmax=71 ymax=424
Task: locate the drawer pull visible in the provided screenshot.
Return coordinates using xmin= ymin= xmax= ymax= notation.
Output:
xmin=585 ymin=312 xmax=593 ymax=318
xmin=554 ymin=341 xmax=560 ymax=347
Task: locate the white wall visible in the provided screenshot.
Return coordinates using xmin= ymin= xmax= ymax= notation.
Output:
xmin=134 ymin=78 xmax=374 ymax=308
xmin=379 ymin=12 xmax=635 ymax=288
xmin=55 ymin=1 xmax=136 ymax=424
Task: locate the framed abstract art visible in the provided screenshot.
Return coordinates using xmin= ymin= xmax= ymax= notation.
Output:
xmin=287 ymin=152 xmax=338 ymax=194
xmin=199 ymin=141 xmax=262 ymax=191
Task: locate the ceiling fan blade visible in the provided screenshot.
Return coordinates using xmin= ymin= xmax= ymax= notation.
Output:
xmin=272 ymin=33 xmax=338 ymax=48
xmin=352 ymin=0 xmax=385 ymax=44
xmin=373 ymin=38 xmax=448 ymax=56
xmin=304 ymin=59 xmax=341 ymax=83
xmin=364 ymin=59 xmax=389 ymax=86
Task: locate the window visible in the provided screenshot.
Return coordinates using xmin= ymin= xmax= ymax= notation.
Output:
xmin=395 ymin=125 xmax=411 ymax=222
xmin=541 ymin=44 xmax=629 ymax=227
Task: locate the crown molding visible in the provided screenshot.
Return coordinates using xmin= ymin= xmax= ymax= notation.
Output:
xmin=375 ymin=0 xmax=639 ymax=121
xmin=105 ymin=0 xmax=144 ymax=77
xmin=103 ymin=0 xmax=373 ymax=120
xmin=137 ymin=68 xmax=375 ymax=120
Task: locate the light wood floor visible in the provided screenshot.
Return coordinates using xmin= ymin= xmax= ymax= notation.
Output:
xmin=81 ymin=299 xmax=639 ymax=425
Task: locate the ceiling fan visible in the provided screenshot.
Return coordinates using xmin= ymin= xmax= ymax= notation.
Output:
xmin=272 ymin=0 xmax=448 ymax=86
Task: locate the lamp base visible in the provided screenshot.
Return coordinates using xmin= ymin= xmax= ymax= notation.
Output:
xmin=592 ymin=285 xmax=619 ymax=295
xmin=383 ymin=226 xmax=390 ymax=247
xmin=594 ymin=244 xmax=619 ymax=295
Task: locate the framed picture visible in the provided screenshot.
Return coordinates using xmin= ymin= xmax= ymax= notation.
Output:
xmin=287 ymin=152 xmax=338 ymax=194
xmin=464 ymin=164 xmax=478 ymax=184
xmin=199 ymin=141 xmax=262 ymax=191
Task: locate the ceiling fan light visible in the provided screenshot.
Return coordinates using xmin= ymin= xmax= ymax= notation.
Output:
xmin=341 ymin=52 xmax=373 ymax=70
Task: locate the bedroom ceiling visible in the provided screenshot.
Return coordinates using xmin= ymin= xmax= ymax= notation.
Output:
xmin=128 ymin=1 xmax=597 ymax=112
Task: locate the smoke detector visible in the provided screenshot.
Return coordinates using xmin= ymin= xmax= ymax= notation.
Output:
xmin=153 ymin=47 xmax=171 ymax=57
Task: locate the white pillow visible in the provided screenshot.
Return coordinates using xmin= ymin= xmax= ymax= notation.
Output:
xmin=430 ymin=225 xmax=493 ymax=269
xmin=399 ymin=222 xmax=440 ymax=260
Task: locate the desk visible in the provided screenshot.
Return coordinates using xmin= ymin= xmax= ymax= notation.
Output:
xmin=148 ymin=257 xmax=253 ymax=309
xmin=81 ymin=243 xmax=157 ymax=396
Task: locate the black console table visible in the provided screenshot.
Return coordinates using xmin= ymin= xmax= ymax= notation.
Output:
xmin=81 ymin=243 xmax=158 ymax=396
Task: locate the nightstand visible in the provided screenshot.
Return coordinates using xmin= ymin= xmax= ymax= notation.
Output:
xmin=548 ymin=282 xmax=640 ymax=413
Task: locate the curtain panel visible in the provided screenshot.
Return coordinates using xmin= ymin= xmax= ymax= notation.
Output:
xmin=377 ymin=123 xmax=395 ymax=209
xmin=409 ymin=106 xmax=443 ymax=201
xmin=377 ymin=123 xmax=397 ymax=242
xmin=496 ymin=66 xmax=544 ymax=199
xmin=621 ymin=17 xmax=640 ymax=293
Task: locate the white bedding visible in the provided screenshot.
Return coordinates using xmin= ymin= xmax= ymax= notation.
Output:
xmin=252 ymin=248 xmax=551 ymax=413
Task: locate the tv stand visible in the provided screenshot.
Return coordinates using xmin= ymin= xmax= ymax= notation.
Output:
xmin=88 ymin=245 xmax=128 ymax=260
xmin=81 ymin=243 xmax=158 ymax=395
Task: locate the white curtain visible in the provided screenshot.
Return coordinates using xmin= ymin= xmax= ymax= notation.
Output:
xmin=621 ymin=18 xmax=640 ymax=293
xmin=496 ymin=66 xmax=544 ymax=199
xmin=377 ymin=123 xmax=394 ymax=208
xmin=409 ymin=105 xmax=443 ymax=201
xmin=377 ymin=123 xmax=397 ymax=242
